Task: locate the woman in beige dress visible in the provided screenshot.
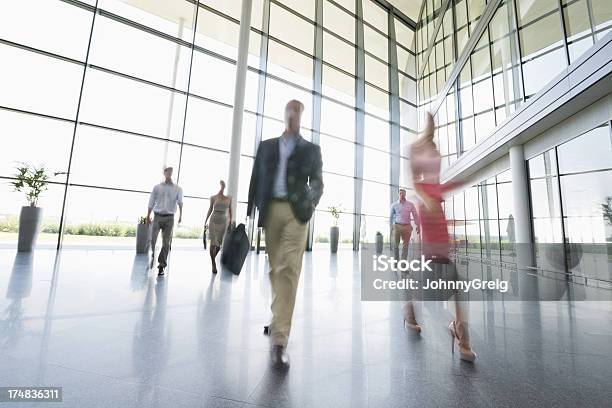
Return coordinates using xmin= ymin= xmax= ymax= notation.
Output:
xmin=204 ymin=180 xmax=232 ymax=273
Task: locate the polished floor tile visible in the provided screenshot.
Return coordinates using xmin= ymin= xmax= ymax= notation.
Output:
xmin=1 ymin=247 xmax=612 ymax=407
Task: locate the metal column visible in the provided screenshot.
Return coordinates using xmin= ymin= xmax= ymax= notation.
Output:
xmin=353 ymin=0 xmax=366 ymax=251
xmin=388 ymin=9 xmax=401 ymax=207
xmin=306 ymin=0 xmax=324 ymax=251
xmin=227 ymin=0 xmax=253 ymax=222
xmin=247 ymin=0 xmax=271 ymax=248
xmin=509 ymin=144 xmax=534 ymax=268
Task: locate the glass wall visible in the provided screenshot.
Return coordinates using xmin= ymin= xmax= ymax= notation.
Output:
xmin=417 ymin=0 xmax=611 ymax=157
xmin=0 ymin=0 xmax=261 ymax=248
xmin=316 ymin=0 xmax=357 ymax=246
xmin=9 ymin=0 xmax=607 ymax=253
xmin=0 ymin=0 xmax=416 ymax=250
xmin=528 ymin=123 xmax=612 ymax=280
xmin=442 ymin=123 xmax=611 ymax=277
xmin=327 ymin=0 xmax=418 ymax=247
xmin=416 ymin=0 xmax=487 ymax=116
xmin=445 ymin=169 xmax=515 ymax=262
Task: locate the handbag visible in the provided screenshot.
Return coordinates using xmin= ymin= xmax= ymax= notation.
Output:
xmin=220 ymin=223 xmax=249 ymax=275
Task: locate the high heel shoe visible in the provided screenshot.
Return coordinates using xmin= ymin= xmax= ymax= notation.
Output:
xmin=403 ymin=318 xmax=422 ymax=334
xmin=402 ymin=303 xmax=421 ymax=334
xmin=449 ymin=321 xmax=476 ymax=362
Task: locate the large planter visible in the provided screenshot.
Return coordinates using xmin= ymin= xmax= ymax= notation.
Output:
xmin=17 ymin=206 xmax=43 ymax=252
xmin=544 ymin=243 xmax=583 ymax=271
xmin=136 ymin=223 xmax=151 ymax=254
xmin=330 ymin=226 xmax=339 ymax=253
xmin=375 ymin=232 xmax=384 ymax=255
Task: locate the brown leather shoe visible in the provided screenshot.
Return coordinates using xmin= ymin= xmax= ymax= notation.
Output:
xmin=270 ymin=345 xmax=290 ymax=369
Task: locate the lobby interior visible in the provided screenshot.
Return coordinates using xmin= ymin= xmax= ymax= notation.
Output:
xmin=1 ymin=0 xmax=612 ymax=407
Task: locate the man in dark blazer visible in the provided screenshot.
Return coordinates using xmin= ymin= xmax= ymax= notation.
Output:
xmin=247 ymin=99 xmax=323 ymax=368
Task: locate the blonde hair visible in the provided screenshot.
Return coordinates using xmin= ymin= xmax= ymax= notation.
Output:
xmin=415 ymin=112 xmax=435 ymax=146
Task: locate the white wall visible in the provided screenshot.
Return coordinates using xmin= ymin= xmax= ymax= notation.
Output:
xmin=524 ymin=93 xmax=612 ymax=160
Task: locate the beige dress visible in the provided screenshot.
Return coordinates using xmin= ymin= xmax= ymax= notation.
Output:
xmin=209 ymin=197 xmax=229 ymax=246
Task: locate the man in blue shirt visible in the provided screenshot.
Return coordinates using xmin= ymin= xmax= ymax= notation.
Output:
xmin=390 ymin=188 xmax=419 ymax=260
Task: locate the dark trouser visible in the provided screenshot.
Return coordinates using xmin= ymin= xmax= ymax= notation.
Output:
xmin=151 ymin=214 xmax=174 ymax=268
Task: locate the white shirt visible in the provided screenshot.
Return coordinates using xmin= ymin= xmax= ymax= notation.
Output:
xmin=148 ymin=182 xmax=183 ymax=215
xmin=272 ymin=134 xmax=297 ymax=198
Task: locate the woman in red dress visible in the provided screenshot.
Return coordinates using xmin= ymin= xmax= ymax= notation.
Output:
xmin=404 ymin=112 xmax=476 ymax=362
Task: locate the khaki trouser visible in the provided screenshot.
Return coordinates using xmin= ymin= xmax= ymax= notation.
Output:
xmin=264 ymin=201 xmax=308 ymax=347
xmin=394 ymin=223 xmax=413 ymax=261
xmin=151 ymin=214 xmax=174 ymax=268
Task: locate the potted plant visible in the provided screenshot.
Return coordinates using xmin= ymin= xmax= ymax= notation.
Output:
xmin=10 ymin=164 xmax=50 ymax=252
xmin=328 ymin=205 xmax=342 ymax=253
xmin=375 ymin=231 xmax=384 ymax=254
xmin=136 ymin=216 xmax=150 ymax=254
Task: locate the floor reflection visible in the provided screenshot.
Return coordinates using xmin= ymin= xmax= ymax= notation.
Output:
xmin=132 ymin=275 xmax=169 ymax=406
xmin=130 ymin=254 xmax=150 ymax=292
xmin=2 ymin=253 xmax=35 ymax=348
xmin=0 ymin=247 xmax=610 ymax=407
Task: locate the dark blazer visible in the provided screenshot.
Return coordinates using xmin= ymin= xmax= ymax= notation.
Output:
xmin=247 ymin=135 xmax=324 ymax=227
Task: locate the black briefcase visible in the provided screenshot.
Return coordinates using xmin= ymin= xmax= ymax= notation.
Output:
xmin=221 ymin=223 xmax=249 ymax=275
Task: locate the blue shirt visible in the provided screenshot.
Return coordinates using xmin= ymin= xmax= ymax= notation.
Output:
xmin=390 ymin=199 xmax=419 ymax=225
xmin=272 ymin=134 xmax=297 ymax=198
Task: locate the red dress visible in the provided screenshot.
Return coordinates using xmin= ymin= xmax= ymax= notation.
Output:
xmin=416 ymin=182 xmax=450 ymax=262
xmin=410 ymin=143 xmax=452 ymax=262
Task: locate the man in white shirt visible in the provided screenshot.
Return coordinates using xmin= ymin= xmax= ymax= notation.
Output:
xmin=147 ymin=166 xmax=183 ymax=276
xmin=390 ymin=188 xmax=419 ymax=261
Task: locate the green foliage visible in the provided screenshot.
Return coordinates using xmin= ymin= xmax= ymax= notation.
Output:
xmin=0 ymin=217 xmax=19 ymax=233
xmin=328 ymin=204 xmax=343 ymax=226
xmin=314 ymin=235 xmax=351 ymax=244
xmin=138 ymin=216 xmax=147 ymax=225
xmin=0 ymin=215 xmax=200 ymax=240
xmin=10 ymin=163 xmax=50 ymax=207
xmin=41 ymin=224 xmax=60 ymax=234
xmin=328 ymin=205 xmax=342 ymax=219
xmin=174 ymin=227 xmax=202 ymax=239
xmin=62 ymin=223 xmax=136 ymax=237
xmin=0 ymin=217 xmax=136 ymax=237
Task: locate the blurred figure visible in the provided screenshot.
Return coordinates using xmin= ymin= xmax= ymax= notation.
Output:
xmin=147 ymin=166 xmax=183 ymax=276
xmin=506 ymin=214 xmax=516 ymax=256
xmin=204 ymin=180 xmax=232 ymax=274
xmin=390 ymin=188 xmax=420 ymax=261
xmin=406 ymin=112 xmax=476 ymax=362
xmin=247 ymin=99 xmax=324 ymax=368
